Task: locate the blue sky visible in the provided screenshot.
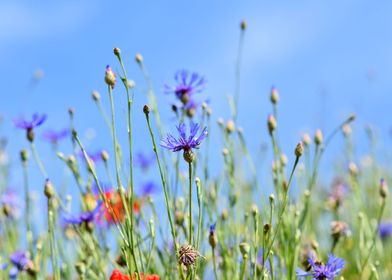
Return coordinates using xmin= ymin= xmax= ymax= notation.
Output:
xmin=1 ymin=1 xmax=392 ymax=201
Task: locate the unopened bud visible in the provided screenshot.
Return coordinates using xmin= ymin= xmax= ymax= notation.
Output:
xmin=380 ymin=178 xmax=388 ymax=198
xmin=239 ymin=242 xmax=250 ymax=257
xmin=175 ymin=211 xmax=184 ymax=225
xmin=264 ymin=223 xmax=271 ymax=234
xmin=225 ymin=120 xmax=235 ymax=134
xmin=101 ymin=150 xmax=109 ymax=162
xmin=251 ymin=204 xmax=259 ymax=217
xmin=221 ymin=208 xmax=229 ymax=221
xmin=267 ymin=114 xmax=277 ymax=134
xmin=280 ymin=154 xmax=288 ymax=166
xmin=314 ymin=129 xmax=323 ymax=145
xmin=68 ymin=107 xmax=75 ymax=116
xmin=342 ymin=124 xmax=351 ymax=137
xmin=295 ymin=141 xmax=304 ymax=158
xmin=270 ymin=87 xmax=279 ymax=104
xmin=240 ymin=20 xmax=247 ymax=30
xmin=92 ymin=90 xmax=100 ymax=101
xmin=44 ymin=179 xmax=55 ymax=199
xmin=20 ymin=149 xmax=29 ymax=162
xmin=135 ymin=53 xmax=143 ymax=64
xmin=348 ymin=162 xmax=358 ymax=177
xmin=104 ymin=65 xmax=116 ymax=87
xmin=302 ymin=133 xmax=311 ymax=146
xmin=113 ymin=47 xmax=121 ymax=56
xmin=143 ymin=105 xmax=150 ymax=114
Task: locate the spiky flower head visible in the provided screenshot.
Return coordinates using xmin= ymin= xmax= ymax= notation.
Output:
xmin=161 ymin=122 xmax=207 ymax=163
xmin=164 ymin=70 xmax=206 ymax=105
xmin=13 ymin=113 xmax=47 ymax=142
xmin=178 ymin=244 xmax=201 ymax=267
xmin=296 ymin=254 xmax=345 ymax=280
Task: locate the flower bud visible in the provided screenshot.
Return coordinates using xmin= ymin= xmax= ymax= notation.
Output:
xmin=295 ymin=141 xmax=304 ymax=158
xmin=143 ymin=105 xmax=150 ymax=115
xmin=331 ymin=221 xmax=349 ymax=243
xmin=342 ymin=124 xmax=351 ymax=137
xmin=348 ymin=162 xmax=358 ymax=177
xmin=20 ymin=149 xmax=29 ymax=162
xmin=183 ymin=149 xmax=195 ymax=163
xmin=270 ymin=86 xmax=279 ymax=104
xmin=26 ymin=128 xmax=34 ymax=142
xmin=221 ymin=208 xmax=229 ymax=221
xmin=104 ymin=65 xmax=116 ymax=87
xmin=251 ymin=203 xmax=259 ymax=217
xmin=44 ymin=179 xmax=55 ymax=199
xmin=225 ymin=120 xmax=235 ymax=134
xmin=135 ymin=53 xmax=143 ymax=64
xmin=264 ymin=223 xmax=271 ymax=234
xmin=239 ymin=242 xmax=250 ymax=257
xmin=302 ymin=133 xmax=311 ymax=146
xmin=280 ymin=154 xmax=288 ymax=166
xmin=92 ymin=90 xmax=100 ymax=101
xmin=113 ymin=47 xmax=121 ymax=56
xmin=101 ymin=150 xmax=109 ymax=162
xmin=380 ymin=178 xmax=388 ymax=198
xmin=314 ymin=129 xmax=323 ymax=145
xmin=175 ymin=210 xmax=184 ymax=226
xmin=267 ymin=114 xmax=277 ymax=135
xmin=240 ymin=20 xmax=247 ymax=30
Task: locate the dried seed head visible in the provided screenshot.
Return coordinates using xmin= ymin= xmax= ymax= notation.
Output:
xmin=178 ymin=244 xmax=201 ymax=267
xmin=330 ymin=221 xmax=349 ymax=242
xmin=314 ymin=129 xmax=323 ymax=145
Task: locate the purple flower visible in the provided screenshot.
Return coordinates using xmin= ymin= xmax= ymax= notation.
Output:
xmin=209 ymin=223 xmax=216 ymax=235
xmin=1 ymin=189 xmax=22 ymax=219
xmin=8 ymin=251 xmax=33 ymax=279
xmin=42 ymin=129 xmax=69 ymax=143
xmin=135 ymin=152 xmax=155 ymax=171
xmin=164 ymin=70 xmax=206 ymax=104
xmin=161 ymin=123 xmax=207 ymax=152
xmin=13 ymin=113 xmax=46 ymax=142
xmin=140 ymin=181 xmax=157 ymax=196
xmin=63 ymin=203 xmax=102 ymax=226
xmin=296 ymin=254 xmax=345 ymax=280
xmin=13 ymin=114 xmax=46 ymax=130
xmin=379 ymin=222 xmax=392 ymax=239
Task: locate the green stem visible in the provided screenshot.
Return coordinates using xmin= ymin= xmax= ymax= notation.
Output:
xmin=188 ymin=161 xmax=193 ymax=245
xmin=30 ymin=142 xmax=48 ymax=178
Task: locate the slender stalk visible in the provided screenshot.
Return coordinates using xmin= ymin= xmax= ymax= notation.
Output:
xmin=360 ymin=198 xmax=386 ymax=277
xmin=143 ymin=108 xmax=185 ymax=280
xmin=188 ymin=161 xmax=193 ymax=245
xmin=30 ymin=142 xmax=48 ymax=178
xmin=22 ymin=159 xmax=33 ymax=253
xmin=233 ymin=23 xmax=246 ymax=123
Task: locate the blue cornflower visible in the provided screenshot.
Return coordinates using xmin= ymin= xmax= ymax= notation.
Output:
xmin=135 ymin=152 xmax=155 ymax=171
xmin=13 ymin=113 xmax=46 ymax=142
xmin=296 ymin=254 xmax=345 ymax=280
xmin=8 ymin=251 xmax=34 ymax=279
xmin=42 ymin=128 xmax=69 ymax=144
xmin=164 ymin=70 xmax=206 ymax=104
xmin=161 ymin=122 xmax=207 ymax=163
xmin=379 ymin=222 xmax=392 ymax=239
xmin=140 ymin=181 xmax=157 ymax=196
xmin=63 ymin=202 xmax=102 ymax=226
xmin=209 ymin=223 xmax=218 ymax=248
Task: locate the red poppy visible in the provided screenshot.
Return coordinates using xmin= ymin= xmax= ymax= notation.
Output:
xmin=102 ymin=191 xmax=141 ymax=224
xmin=110 ymin=270 xmax=160 ymax=280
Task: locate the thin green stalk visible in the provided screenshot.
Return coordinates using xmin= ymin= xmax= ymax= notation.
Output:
xmin=212 ymin=247 xmax=218 ymax=280
xmin=22 ymin=160 xmax=33 ymax=253
xmin=188 ymin=161 xmax=193 ymax=245
xmin=360 ymin=198 xmax=386 ymax=277
xmin=30 ymin=142 xmax=48 ymax=178
xmin=47 ymin=202 xmax=60 ymax=280
xmin=233 ymin=23 xmax=246 ymax=123
xmin=239 ymin=255 xmax=248 ymax=280
xmin=144 ymin=108 xmax=185 ymax=280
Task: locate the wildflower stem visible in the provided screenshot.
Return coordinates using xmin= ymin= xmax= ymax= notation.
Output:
xmin=188 ymin=161 xmax=193 ymax=245
xmin=233 ymin=23 xmax=246 ymax=123
xmin=360 ymin=198 xmax=386 ymax=277
xmin=239 ymin=255 xmax=248 ymax=280
xmin=144 ymin=108 xmax=185 ymax=280
xmin=47 ymin=202 xmax=60 ymax=280
xmin=22 ymin=160 xmax=33 ymax=253
xmin=30 ymin=142 xmax=48 ymax=178
xmin=261 ymin=155 xmax=300 ymax=278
